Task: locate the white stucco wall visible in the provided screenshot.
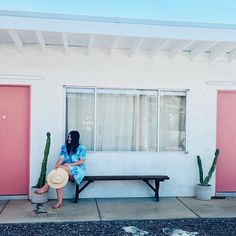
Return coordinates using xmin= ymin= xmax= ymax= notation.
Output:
xmin=1 ymin=45 xmax=236 ymax=199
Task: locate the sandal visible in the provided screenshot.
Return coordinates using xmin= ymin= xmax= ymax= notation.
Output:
xmin=52 ymin=202 xmax=62 ymax=209
xmin=34 ymin=189 xmax=49 ymax=194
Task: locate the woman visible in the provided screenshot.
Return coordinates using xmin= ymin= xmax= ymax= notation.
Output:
xmin=35 ymin=130 xmax=87 ymax=209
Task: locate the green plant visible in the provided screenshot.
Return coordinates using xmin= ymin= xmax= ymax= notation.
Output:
xmin=36 ymin=132 xmax=51 ymax=188
xmin=197 ymin=149 xmax=219 ymax=186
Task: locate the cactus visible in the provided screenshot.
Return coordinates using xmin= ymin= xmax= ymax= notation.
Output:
xmin=197 ymin=149 xmax=220 ymax=186
xmin=36 ymin=132 xmax=51 ymax=188
xmin=197 ymin=155 xmax=204 ymax=184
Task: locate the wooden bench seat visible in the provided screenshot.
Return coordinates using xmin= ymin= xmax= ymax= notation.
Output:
xmin=74 ymin=175 xmax=170 ymax=203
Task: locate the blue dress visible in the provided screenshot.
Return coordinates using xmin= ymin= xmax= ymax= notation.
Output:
xmin=60 ymin=144 xmax=87 ymax=185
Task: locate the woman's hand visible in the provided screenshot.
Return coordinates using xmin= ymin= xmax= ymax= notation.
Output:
xmin=54 ymin=157 xmax=64 ymax=169
xmin=54 ymin=163 xmax=61 ymax=169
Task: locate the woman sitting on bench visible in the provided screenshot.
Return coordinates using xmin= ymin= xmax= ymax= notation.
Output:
xmin=35 ymin=130 xmax=87 ymax=209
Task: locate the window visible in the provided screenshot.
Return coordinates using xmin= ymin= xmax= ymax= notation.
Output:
xmin=66 ymin=88 xmax=187 ymax=152
xmin=66 ymin=88 xmax=95 ymax=151
xmin=159 ymin=91 xmax=186 ymax=151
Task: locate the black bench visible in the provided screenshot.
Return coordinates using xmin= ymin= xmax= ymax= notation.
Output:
xmin=74 ymin=175 xmax=169 ymax=203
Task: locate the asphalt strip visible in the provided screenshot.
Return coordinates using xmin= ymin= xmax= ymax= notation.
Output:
xmin=0 ymin=218 xmax=235 ymax=236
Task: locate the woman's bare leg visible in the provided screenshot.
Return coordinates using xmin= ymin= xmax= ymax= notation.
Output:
xmin=52 ymin=187 xmax=64 ymax=209
xmin=34 ymin=182 xmax=50 ymax=194
xmin=51 ymin=165 xmax=73 ymax=209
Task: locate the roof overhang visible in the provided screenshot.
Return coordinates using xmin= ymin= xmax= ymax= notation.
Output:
xmin=1 ymin=10 xmax=236 ymax=61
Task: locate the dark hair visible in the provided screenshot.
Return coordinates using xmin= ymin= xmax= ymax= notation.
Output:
xmin=66 ymin=130 xmax=80 ymax=155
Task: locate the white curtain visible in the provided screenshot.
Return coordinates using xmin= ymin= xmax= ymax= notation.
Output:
xmin=66 ymin=89 xmax=95 ymax=150
xmin=66 ymin=88 xmax=186 ymax=152
xmin=96 ymin=89 xmax=158 ymax=151
xmin=159 ymin=92 xmax=186 ymax=151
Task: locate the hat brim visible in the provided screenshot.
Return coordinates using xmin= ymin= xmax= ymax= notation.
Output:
xmin=47 ymin=168 xmax=69 ymax=189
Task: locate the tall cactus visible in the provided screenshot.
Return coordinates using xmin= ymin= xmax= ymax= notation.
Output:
xmin=197 ymin=155 xmax=204 ymax=184
xmin=36 ymin=132 xmax=51 ymax=188
xmin=197 ymin=149 xmax=220 ymax=186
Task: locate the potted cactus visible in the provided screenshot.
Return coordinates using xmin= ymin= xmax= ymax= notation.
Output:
xmin=31 ymin=132 xmax=51 ymax=204
xmin=195 ymin=149 xmax=220 ymax=200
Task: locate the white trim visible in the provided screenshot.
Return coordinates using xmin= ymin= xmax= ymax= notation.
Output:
xmin=2 ymin=15 xmax=236 ymax=42
xmin=63 ymin=86 xmax=67 ymax=140
xmin=157 ymin=91 xmax=161 ymax=152
xmin=1 ymin=10 xmax=236 ymax=31
xmin=97 ymin=88 xmax=157 ymax=95
xmin=0 ymin=195 xmax=28 ymax=200
xmin=0 ymin=74 xmax=44 ymax=80
xmin=67 ymin=87 xmax=95 ymax=93
xmin=216 ymin=192 xmax=236 ymax=197
xmin=160 ymin=90 xmax=187 ymax=96
xmin=207 ymin=81 xmax=236 ymax=86
xmin=185 ymin=90 xmax=189 ymax=153
xmin=94 ymin=87 xmax=97 ymax=152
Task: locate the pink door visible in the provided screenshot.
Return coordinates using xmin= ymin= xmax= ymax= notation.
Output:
xmin=216 ymin=91 xmax=236 ymax=192
xmin=0 ymin=85 xmax=30 ymax=195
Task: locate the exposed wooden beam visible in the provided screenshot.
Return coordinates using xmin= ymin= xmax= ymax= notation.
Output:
xmin=7 ymin=29 xmax=24 ymax=52
xmin=87 ymin=34 xmax=94 ymax=56
xmin=229 ymin=48 xmax=236 ymax=61
xmin=190 ymin=41 xmax=218 ymax=60
xmin=210 ymin=42 xmax=236 ymax=60
xmin=61 ymin=32 xmax=69 ymax=54
xmin=169 ymin=40 xmax=194 ymax=59
xmin=35 ymin=31 xmax=46 ymax=53
xmin=109 ymin=37 xmax=119 ymax=57
xmin=150 ymin=39 xmax=170 ymax=58
xmin=130 ymin=38 xmax=144 ymax=57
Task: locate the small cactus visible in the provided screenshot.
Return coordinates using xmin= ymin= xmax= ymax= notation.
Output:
xmin=197 ymin=149 xmax=219 ymax=186
xmin=36 ymin=132 xmax=51 ymax=188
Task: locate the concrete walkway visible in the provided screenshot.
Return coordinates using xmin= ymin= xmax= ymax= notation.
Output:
xmin=0 ymin=197 xmax=236 ymax=224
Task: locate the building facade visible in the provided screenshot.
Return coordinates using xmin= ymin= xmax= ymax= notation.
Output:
xmin=0 ymin=11 xmax=236 ymax=199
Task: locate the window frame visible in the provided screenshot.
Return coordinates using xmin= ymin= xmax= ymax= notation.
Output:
xmin=64 ymin=86 xmax=189 ymax=153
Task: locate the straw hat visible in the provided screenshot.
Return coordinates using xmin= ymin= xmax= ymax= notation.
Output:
xmin=47 ymin=168 xmax=69 ymax=189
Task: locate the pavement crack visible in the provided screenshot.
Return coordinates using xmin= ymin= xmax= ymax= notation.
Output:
xmin=0 ymin=200 xmax=9 ymax=215
xmin=95 ymin=198 xmax=102 ymax=220
xmin=176 ymin=197 xmax=201 ymax=218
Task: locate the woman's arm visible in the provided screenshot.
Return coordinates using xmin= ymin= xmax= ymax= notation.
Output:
xmin=54 ymin=157 xmax=64 ymax=169
xmin=65 ymin=159 xmax=85 ymax=167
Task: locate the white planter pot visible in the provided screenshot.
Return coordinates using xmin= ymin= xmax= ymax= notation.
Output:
xmin=31 ymin=187 xmax=48 ymax=204
xmin=195 ymin=184 xmax=212 ymax=200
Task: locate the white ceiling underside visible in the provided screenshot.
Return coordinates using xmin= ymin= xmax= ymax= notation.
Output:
xmin=1 ymin=12 xmax=236 ymax=61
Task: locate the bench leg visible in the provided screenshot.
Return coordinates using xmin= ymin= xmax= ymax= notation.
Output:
xmin=143 ymin=179 xmax=161 ymax=202
xmin=75 ymin=184 xmax=79 ymax=203
xmin=74 ymin=180 xmax=94 ymax=203
xmin=155 ymin=180 xmax=160 ymax=202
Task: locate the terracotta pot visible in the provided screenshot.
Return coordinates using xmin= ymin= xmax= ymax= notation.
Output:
xmin=195 ymin=184 xmax=212 ymax=200
xmin=31 ymin=186 xmax=48 ymax=204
